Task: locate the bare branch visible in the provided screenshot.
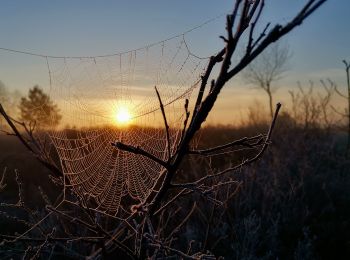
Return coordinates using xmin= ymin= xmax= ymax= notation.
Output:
xmin=192 ymin=50 xmax=225 ymax=119
xmin=165 ymin=202 xmax=197 ymax=242
xmin=178 ymin=99 xmax=191 ymax=147
xmin=334 ymin=83 xmax=348 ymax=99
xmin=0 ymin=104 xmax=62 ymax=177
xmin=246 ymin=0 xmax=265 ymax=55
xmin=153 ymin=189 xmax=192 ymax=216
xmin=148 ymin=243 xmax=197 ymax=260
xmin=0 ymin=104 xmax=35 ymax=154
xmin=174 ymin=103 xmax=281 ymax=186
xmin=0 ymin=167 xmax=7 ymax=192
xmin=112 ymin=141 xmax=169 ymax=169
xmin=188 ymin=134 xmax=265 ymax=156
xmin=155 ymin=86 xmax=172 ymax=160
xmin=0 ymin=234 xmax=104 ymax=243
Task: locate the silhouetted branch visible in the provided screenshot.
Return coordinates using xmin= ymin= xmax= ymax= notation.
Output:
xmin=246 ymin=0 xmax=265 ymax=54
xmin=0 ymin=234 xmax=104 ymax=243
xmin=343 ymin=60 xmax=350 ymax=153
xmin=0 ymin=104 xmax=35 ymax=154
xmin=173 ymin=103 xmax=281 ymax=187
xmin=334 ymin=85 xmax=348 ymax=99
xmin=318 ymin=79 xmax=335 ymax=126
xmin=192 ymin=50 xmax=225 ymax=119
xmin=188 ymin=134 xmax=265 ymax=155
xmin=155 ymin=86 xmax=171 ymax=161
xmin=111 ymin=141 xmax=169 ymax=169
xmin=0 ymin=104 xmax=62 ymax=177
xmin=332 ymin=60 xmax=350 ymax=153
xmin=178 ymin=98 xmax=191 ymax=146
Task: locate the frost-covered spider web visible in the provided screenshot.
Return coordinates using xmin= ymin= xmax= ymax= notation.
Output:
xmin=0 ymin=14 xmax=225 ymax=217
xmin=42 ymin=34 xmax=209 ymax=218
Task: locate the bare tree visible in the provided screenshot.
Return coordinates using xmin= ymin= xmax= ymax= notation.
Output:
xmin=0 ymin=81 xmax=21 ymax=132
xmin=243 ymin=42 xmax=291 ymax=118
xmin=0 ymin=81 xmax=8 ymax=129
xmin=289 ymin=80 xmax=335 ymax=129
xmin=0 ymin=81 xmax=8 ymax=105
xmin=0 ymin=1 xmax=328 ymax=259
xmin=333 ymin=60 xmax=350 ymax=154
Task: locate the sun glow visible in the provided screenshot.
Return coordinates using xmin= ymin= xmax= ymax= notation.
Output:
xmin=115 ymin=107 xmax=132 ymax=125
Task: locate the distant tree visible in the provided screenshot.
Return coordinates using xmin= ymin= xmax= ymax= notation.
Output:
xmin=333 ymin=60 xmax=350 ymax=154
xmin=0 ymin=81 xmax=21 ymax=113
xmin=0 ymin=80 xmax=9 ymax=106
xmin=243 ymin=43 xmax=291 ymax=118
xmin=19 ymin=86 xmax=62 ymax=128
xmin=0 ymin=81 xmax=12 ymax=128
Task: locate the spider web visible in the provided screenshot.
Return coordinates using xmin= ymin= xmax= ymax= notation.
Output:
xmin=42 ymin=34 xmax=209 ymax=218
xmin=0 ymin=14 xmax=225 ymax=217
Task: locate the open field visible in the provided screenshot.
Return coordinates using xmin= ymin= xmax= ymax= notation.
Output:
xmin=1 ymin=118 xmax=349 ymax=259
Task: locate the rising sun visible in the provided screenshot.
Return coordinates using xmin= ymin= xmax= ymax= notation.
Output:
xmin=115 ymin=107 xmax=132 ymax=125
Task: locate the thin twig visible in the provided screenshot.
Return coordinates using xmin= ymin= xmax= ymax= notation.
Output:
xmin=178 ymin=99 xmax=191 ymax=146
xmin=0 ymin=167 xmax=7 ymax=192
xmin=153 ymin=189 xmax=192 ymax=216
xmin=165 ymin=203 xmax=197 ymax=241
xmin=155 ymin=86 xmax=172 ymax=161
xmin=111 ymin=141 xmax=169 ymax=169
xmin=148 ymin=243 xmax=197 ymax=260
xmin=0 ymin=234 xmax=104 ymax=243
xmin=246 ymin=0 xmax=265 ymax=54
xmin=188 ymin=134 xmax=265 ymax=155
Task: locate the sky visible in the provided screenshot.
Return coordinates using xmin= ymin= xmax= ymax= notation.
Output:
xmin=0 ymin=0 xmax=349 ymax=125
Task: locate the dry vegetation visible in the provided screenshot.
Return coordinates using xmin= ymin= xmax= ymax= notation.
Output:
xmin=1 ymin=102 xmax=349 ymax=259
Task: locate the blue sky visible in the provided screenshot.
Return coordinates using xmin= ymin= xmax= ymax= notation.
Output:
xmin=1 ymin=1 xmax=348 ymax=63
xmin=0 ymin=1 xmax=349 ymax=124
